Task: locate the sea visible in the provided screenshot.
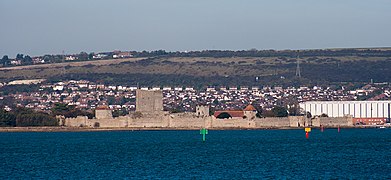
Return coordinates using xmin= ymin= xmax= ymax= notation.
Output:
xmin=0 ymin=129 xmax=390 ymax=179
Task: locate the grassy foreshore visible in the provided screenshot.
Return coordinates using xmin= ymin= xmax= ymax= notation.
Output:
xmin=0 ymin=126 xmax=384 ymax=132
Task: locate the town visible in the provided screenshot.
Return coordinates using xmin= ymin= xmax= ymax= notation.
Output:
xmin=1 ymin=79 xmax=390 ymax=116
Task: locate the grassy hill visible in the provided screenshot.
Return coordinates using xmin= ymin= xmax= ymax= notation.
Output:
xmin=1 ymin=49 xmax=391 ymax=87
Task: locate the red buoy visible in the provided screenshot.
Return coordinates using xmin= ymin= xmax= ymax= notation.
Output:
xmin=306 ymin=132 xmax=309 ymax=139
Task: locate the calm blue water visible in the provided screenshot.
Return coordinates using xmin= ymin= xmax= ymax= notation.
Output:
xmin=1 ymin=129 xmax=391 ymax=179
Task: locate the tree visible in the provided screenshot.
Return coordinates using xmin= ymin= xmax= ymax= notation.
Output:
xmin=169 ymin=109 xmax=181 ymax=113
xmin=52 ymin=103 xmax=70 ymax=114
xmin=251 ymin=103 xmax=263 ymax=117
xmin=13 ymin=108 xmax=58 ymax=127
xmin=213 ymin=99 xmax=219 ymax=105
xmin=320 ymin=113 xmax=328 ymax=117
xmin=52 ymin=103 xmax=93 ymax=118
xmin=272 ymin=106 xmax=288 ymax=117
xmin=306 ymin=112 xmax=312 ymax=118
xmin=107 ymin=96 xmax=116 ymax=105
xmin=1 ymin=55 xmax=9 ymax=66
xmin=262 ymin=110 xmax=275 ymax=117
xmin=16 ymin=54 xmax=24 ymax=60
xmin=43 ymin=55 xmax=52 ymax=63
xmin=78 ymin=52 xmax=89 ymax=60
xmin=22 ymin=55 xmax=33 ymax=65
xmin=88 ymin=52 xmax=94 ymax=60
xmin=0 ymin=110 xmax=16 ymax=127
xmin=113 ymin=108 xmax=128 ymax=117
xmin=288 ymin=105 xmax=301 ymax=116
xmin=119 ymin=97 xmax=128 ymax=105
xmin=16 ymin=113 xmax=58 ymax=126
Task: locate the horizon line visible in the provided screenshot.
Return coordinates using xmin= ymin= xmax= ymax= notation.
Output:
xmin=3 ymin=46 xmax=391 ymax=57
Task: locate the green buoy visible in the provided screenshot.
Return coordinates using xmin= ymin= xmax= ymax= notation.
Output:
xmin=200 ymin=128 xmax=208 ymax=142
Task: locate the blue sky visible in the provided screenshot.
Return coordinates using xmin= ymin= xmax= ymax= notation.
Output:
xmin=1 ymin=0 xmax=390 ymax=56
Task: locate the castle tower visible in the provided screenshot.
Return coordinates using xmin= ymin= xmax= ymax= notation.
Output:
xmin=136 ymin=89 xmax=163 ymax=113
xmin=196 ymin=105 xmax=210 ymax=117
xmin=95 ymin=105 xmax=113 ymax=119
xmin=243 ymin=104 xmax=257 ymax=119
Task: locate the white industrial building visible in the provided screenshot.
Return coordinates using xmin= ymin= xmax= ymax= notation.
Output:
xmin=299 ymin=101 xmax=391 ymax=118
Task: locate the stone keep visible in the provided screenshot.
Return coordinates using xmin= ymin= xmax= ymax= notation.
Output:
xmin=136 ymin=89 xmax=163 ymax=112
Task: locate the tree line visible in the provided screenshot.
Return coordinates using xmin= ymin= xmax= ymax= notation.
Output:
xmin=0 ymin=103 xmax=96 ymax=127
xmin=0 ymin=108 xmax=57 ymax=127
xmin=131 ymin=49 xmax=391 ymax=58
xmin=1 ymin=54 xmax=33 ymax=67
xmin=2 ymin=48 xmax=391 ymax=67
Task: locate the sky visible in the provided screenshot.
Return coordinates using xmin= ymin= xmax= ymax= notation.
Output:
xmin=1 ymin=0 xmax=391 ymax=56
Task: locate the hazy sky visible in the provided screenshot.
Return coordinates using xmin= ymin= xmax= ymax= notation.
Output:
xmin=1 ymin=0 xmax=390 ymax=56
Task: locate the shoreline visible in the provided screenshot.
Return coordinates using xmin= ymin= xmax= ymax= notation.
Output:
xmin=0 ymin=126 xmax=384 ymax=132
xmin=0 ymin=127 xmax=297 ymax=132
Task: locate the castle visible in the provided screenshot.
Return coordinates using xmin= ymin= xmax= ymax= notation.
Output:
xmin=63 ymin=89 xmax=354 ymax=129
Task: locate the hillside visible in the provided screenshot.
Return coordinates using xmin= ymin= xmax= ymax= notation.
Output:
xmin=1 ymin=50 xmax=391 ymax=87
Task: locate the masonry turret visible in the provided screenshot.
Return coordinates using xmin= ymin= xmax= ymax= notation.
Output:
xmin=95 ymin=105 xmax=113 ymax=119
xmin=196 ymin=105 xmax=210 ymax=117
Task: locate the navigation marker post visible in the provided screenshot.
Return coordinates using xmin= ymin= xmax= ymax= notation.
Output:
xmin=305 ymin=127 xmax=311 ymax=139
xmin=200 ymin=128 xmax=208 ymax=142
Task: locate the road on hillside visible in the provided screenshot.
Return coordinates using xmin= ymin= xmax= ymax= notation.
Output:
xmin=0 ymin=58 xmax=145 ymax=70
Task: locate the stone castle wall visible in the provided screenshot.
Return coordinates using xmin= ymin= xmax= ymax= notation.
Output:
xmin=254 ymin=118 xmax=290 ymax=128
xmin=289 ymin=116 xmax=311 ymax=127
xmin=89 ymin=118 xmax=126 ymax=128
xmin=312 ymin=118 xmax=321 ymax=127
xmin=64 ymin=115 xmax=354 ymax=129
xmin=318 ymin=116 xmax=353 ymax=127
xmin=169 ymin=117 xmax=208 ymax=128
xmin=65 ymin=116 xmax=127 ymax=128
xmin=95 ymin=109 xmax=113 ymax=119
xmin=65 ymin=116 xmax=88 ymax=127
xmin=167 ymin=112 xmax=207 ymax=128
xmin=211 ymin=118 xmax=255 ymax=128
xmin=129 ymin=116 xmax=169 ymax=128
xmin=64 ymin=90 xmax=354 ymax=129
